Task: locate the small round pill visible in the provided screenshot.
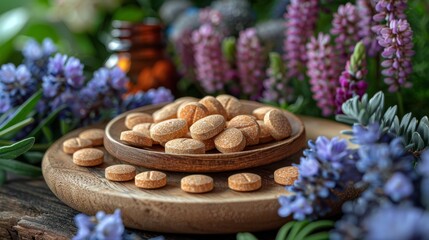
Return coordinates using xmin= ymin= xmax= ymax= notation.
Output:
xmin=125 ymin=112 xmax=153 ymax=129
xmin=257 ymin=120 xmax=275 ymax=144
xmin=135 ymin=171 xmax=167 ymax=189
xmin=264 ymin=109 xmax=292 ymax=140
xmin=228 ymin=173 xmax=261 ymax=192
xmin=165 ymin=138 xmax=205 ymax=154
xmin=199 ymin=96 xmax=228 ymax=119
xmin=178 ymin=102 xmax=209 ymax=127
xmin=153 ymin=103 xmax=181 ymax=123
xmin=252 ymin=106 xmax=276 ymax=120
xmin=274 ymin=166 xmax=299 ymax=185
xmin=63 ymin=138 xmax=93 ymax=154
xmin=216 ymin=94 xmax=243 ymax=120
xmin=72 ymin=148 xmax=104 ymax=167
xmin=120 ymin=130 xmax=153 ymax=148
xmin=132 ymin=123 xmax=154 ymax=136
xmin=105 ymin=164 xmax=136 ymax=182
xmin=227 ymin=115 xmax=260 ymax=146
xmin=214 ymin=128 xmax=246 ymax=153
xmin=78 ymin=129 xmax=105 ymax=146
xmin=150 ymin=119 xmax=188 ymax=143
xmin=181 ymin=175 xmax=214 ymax=193
xmin=201 ymin=138 xmax=216 ymax=151
xmin=190 ymin=114 xmax=226 ymax=140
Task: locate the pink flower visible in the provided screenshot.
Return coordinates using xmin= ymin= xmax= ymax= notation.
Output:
xmin=357 ymin=0 xmax=382 ymax=57
xmin=283 ymin=0 xmax=318 ymax=80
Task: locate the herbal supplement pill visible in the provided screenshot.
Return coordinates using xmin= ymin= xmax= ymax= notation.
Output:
xmin=228 ymin=173 xmax=261 ymax=192
xmin=199 ymin=96 xmax=228 ymax=119
xmin=274 ymin=166 xmax=299 ymax=185
xmin=78 ymin=129 xmax=105 ymax=146
xmin=178 ymin=102 xmax=209 ymax=128
xmin=214 ymin=128 xmax=246 ymax=153
xmin=264 ymin=109 xmax=292 ymax=140
xmin=105 ymin=164 xmax=136 ymax=182
xmin=181 ymin=175 xmax=214 ymax=193
xmin=227 ymin=115 xmax=260 ymax=146
xmin=125 ymin=112 xmax=153 ymax=129
xmin=153 ymin=103 xmax=180 ymax=123
xmin=63 ymin=138 xmax=92 ymax=154
xmin=190 ymin=114 xmax=226 ymax=140
xmin=150 ymin=119 xmax=188 ymax=143
xmin=165 ymin=138 xmax=205 ymax=154
xmin=135 ymin=171 xmax=167 ymax=189
xmin=120 ymin=130 xmax=153 ymax=147
xmin=252 ymin=106 xmax=276 ymax=120
xmin=257 ymin=120 xmax=275 ymax=144
xmin=72 ymin=148 xmax=104 ymax=167
xmin=216 ymin=94 xmax=243 ymax=120
xmin=132 ymin=123 xmax=160 ymax=145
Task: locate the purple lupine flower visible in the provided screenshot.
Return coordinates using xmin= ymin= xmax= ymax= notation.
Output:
xmin=0 ymin=63 xmax=36 ymax=109
xmin=283 ymin=0 xmax=318 ymax=80
xmin=335 ymin=42 xmax=368 ymax=113
xmin=357 ymin=0 xmax=382 ymax=57
xmin=174 ymin=29 xmax=195 ymax=77
xmin=278 ymin=136 xmax=358 ymax=220
xmin=192 ymin=24 xmax=231 ymax=93
xmin=73 ymin=209 xmax=124 ymax=240
xmin=0 ymin=91 xmax=11 ymax=113
xmin=306 ymin=33 xmax=339 ymax=116
xmin=377 ymin=19 xmax=414 ymax=92
xmin=262 ymin=53 xmax=293 ymax=105
xmin=352 ymin=124 xmax=382 ymax=145
xmin=363 ymin=205 xmax=429 ymax=240
xmin=236 ymin=28 xmax=265 ymax=100
xmin=372 ymin=0 xmax=408 ymax=34
xmin=22 ymin=38 xmax=57 ymax=79
xmin=331 ymin=3 xmax=361 ymax=68
xmin=384 ymin=172 xmax=414 ymax=201
xmin=146 ymin=87 xmax=174 ymax=104
xmin=418 ymin=150 xmax=429 ymax=176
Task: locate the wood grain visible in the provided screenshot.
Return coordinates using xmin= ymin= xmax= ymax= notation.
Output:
xmin=42 ymin=116 xmax=355 ymax=234
xmin=104 ymin=101 xmax=307 ymax=172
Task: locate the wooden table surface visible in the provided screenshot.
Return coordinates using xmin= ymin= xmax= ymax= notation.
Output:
xmin=0 ymin=178 xmax=276 ymax=239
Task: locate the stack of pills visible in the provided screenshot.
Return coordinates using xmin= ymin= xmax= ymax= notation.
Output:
xmin=119 ymin=94 xmax=293 ymax=154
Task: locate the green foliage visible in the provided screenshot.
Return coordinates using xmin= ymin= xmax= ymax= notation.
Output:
xmin=336 ymin=91 xmax=429 ymax=153
xmin=237 ymin=220 xmax=334 ymax=240
xmin=222 ymin=37 xmax=237 ymax=64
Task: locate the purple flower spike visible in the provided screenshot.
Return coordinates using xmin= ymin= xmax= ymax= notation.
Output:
xmin=384 ymin=172 xmax=414 ymax=201
xmin=335 ymin=42 xmax=368 ymax=113
xmin=283 ymin=0 xmax=318 ymax=80
xmin=73 ymin=209 xmax=124 ymax=240
xmin=372 ymin=0 xmax=408 ymax=34
xmin=262 ymin=52 xmax=293 ymax=105
xmin=306 ymin=33 xmax=339 ymax=116
xmin=357 ymin=0 xmax=382 ymax=57
xmin=377 ymin=19 xmax=414 ymax=92
xmin=331 ymin=3 xmax=361 ymax=68
xmin=0 ymin=63 xmax=35 ymax=110
xmin=192 ymin=24 xmax=231 ymax=93
xmin=236 ymin=28 xmax=265 ymax=100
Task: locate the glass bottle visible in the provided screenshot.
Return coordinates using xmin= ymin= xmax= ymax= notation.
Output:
xmin=105 ymin=18 xmax=178 ymax=94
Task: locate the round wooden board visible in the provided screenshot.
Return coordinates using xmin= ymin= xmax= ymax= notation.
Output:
xmin=104 ymin=101 xmax=306 ymax=172
xmin=42 ymin=115 xmax=354 ymax=234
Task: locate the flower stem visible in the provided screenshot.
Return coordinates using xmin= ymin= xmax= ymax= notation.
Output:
xmin=396 ymin=90 xmax=404 ymax=117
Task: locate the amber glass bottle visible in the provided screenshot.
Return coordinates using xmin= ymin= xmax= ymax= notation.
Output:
xmin=106 ymin=19 xmax=178 ymax=94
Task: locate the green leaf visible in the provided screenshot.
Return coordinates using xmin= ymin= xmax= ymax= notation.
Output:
xmin=27 ymin=105 xmax=65 ymax=138
xmin=23 ymin=151 xmax=44 ymax=164
xmin=295 ymin=220 xmax=334 ymax=240
xmin=0 ymin=8 xmax=29 ymax=45
xmin=304 ymin=232 xmax=330 ymax=240
xmin=0 ymin=90 xmax=42 ymax=131
xmin=0 ymin=137 xmax=35 ymax=159
xmin=222 ymin=37 xmax=236 ymax=64
xmin=0 ymin=117 xmax=34 ymax=138
xmin=0 ymin=159 xmax=41 ymax=177
xmin=286 ymin=221 xmax=309 ymax=240
xmin=236 ymin=232 xmax=258 ymax=240
xmin=276 ymin=222 xmax=295 ymax=240
xmin=0 ymin=170 xmax=5 ymax=185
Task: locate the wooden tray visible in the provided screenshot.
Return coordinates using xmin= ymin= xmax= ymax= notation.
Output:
xmin=104 ymin=101 xmax=306 ymax=172
xmin=42 ymin=116 xmax=354 ymax=234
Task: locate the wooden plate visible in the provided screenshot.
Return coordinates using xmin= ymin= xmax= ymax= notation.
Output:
xmin=42 ymin=116 xmax=356 ymax=234
xmin=104 ymin=100 xmax=306 ymax=172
